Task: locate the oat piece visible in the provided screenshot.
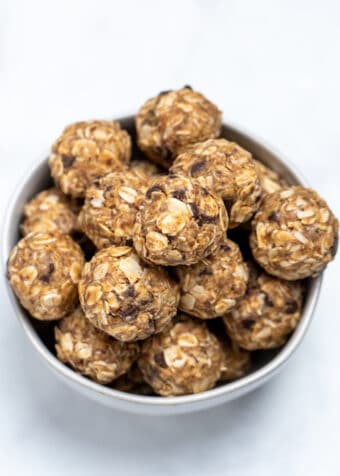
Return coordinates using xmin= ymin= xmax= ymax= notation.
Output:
xmin=55 ymin=307 xmax=139 ymax=384
xmin=78 ymin=169 xmax=149 ymax=249
xmin=223 ymin=263 xmax=303 ymax=350
xmin=176 ymin=238 xmax=248 ymax=318
xmin=136 ymin=87 xmax=221 ymax=168
xmin=138 ymin=316 xmax=223 ymax=396
xmin=79 ymin=246 xmax=179 ymax=342
xmin=7 ymin=232 xmax=85 ymax=320
xmin=49 ymin=120 xmax=131 ymax=198
xmin=21 ymin=188 xmax=78 ymax=236
xmin=219 ymin=339 xmax=251 ymax=382
xmin=170 ymin=139 xmax=261 ymax=228
xmin=133 ymin=174 xmax=228 ymax=266
xmin=254 ymin=159 xmax=288 ymax=195
xmin=112 ymin=364 xmax=153 ymax=395
xmin=250 ymin=186 xmax=339 ymax=280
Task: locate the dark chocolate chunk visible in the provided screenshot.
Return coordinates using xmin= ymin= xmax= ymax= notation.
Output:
xmin=122 ymin=286 xmax=135 ymax=298
xmin=190 ymin=160 xmax=206 ymax=176
xmin=268 ymin=212 xmax=280 ymax=222
xmin=331 ymin=234 xmax=338 ymax=258
xmin=158 ymin=90 xmax=171 ymax=97
xmin=61 ymin=155 xmax=75 ymax=169
xmin=285 ymin=300 xmax=298 ymax=314
xmin=242 ymin=318 xmax=256 ymax=330
xmin=198 ymin=214 xmax=217 ymax=225
xmin=40 ymin=263 xmax=55 ymax=283
xmin=172 ymin=189 xmax=186 ymax=200
xmin=146 ymin=185 xmax=163 ymax=199
xmin=154 ymin=352 xmax=167 ymax=368
xmin=264 ymin=293 xmax=274 ymax=307
xmin=119 ymin=304 xmax=139 ymax=321
xmin=220 ymin=243 xmax=231 ymax=252
xmin=183 ymin=85 xmax=192 ymax=90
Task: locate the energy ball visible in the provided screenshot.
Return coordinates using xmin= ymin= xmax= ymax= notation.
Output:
xmin=55 ymin=307 xmax=139 ymax=384
xmin=138 ymin=316 xmax=223 ymax=396
xmin=223 ymin=263 xmax=303 ymax=350
xmin=79 ymin=246 xmax=179 ymax=342
xmin=219 ymin=339 xmax=251 ymax=382
xmin=250 ymin=186 xmax=339 ymax=280
xmin=49 ymin=120 xmax=131 ymax=198
xmin=78 ymin=169 xmax=149 ymax=249
xmin=21 ymin=188 xmax=78 ymax=236
xmin=170 ymin=139 xmax=261 ymax=228
xmin=7 ymin=233 xmax=85 ymax=320
xmin=254 ymin=159 xmax=288 ymax=195
xmin=136 ymin=86 xmax=221 ymax=168
xmin=133 ymin=174 xmax=228 ymax=266
xmin=176 ymin=238 xmax=248 ymax=318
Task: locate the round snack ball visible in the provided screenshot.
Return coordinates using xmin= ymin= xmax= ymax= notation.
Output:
xmin=79 ymin=246 xmax=179 ymax=342
xmin=219 ymin=339 xmax=251 ymax=382
xmin=7 ymin=233 xmax=85 ymax=320
xmin=223 ymin=263 xmax=303 ymax=350
xmin=136 ymin=86 xmax=221 ymax=168
xmin=112 ymin=364 xmax=153 ymax=395
xmin=133 ymin=174 xmax=228 ymax=266
xmin=138 ymin=316 xmax=223 ymax=396
xmin=78 ymin=169 xmax=149 ymax=249
xmin=176 ymin=238 xmax=248 ymax=318
xmin=21 ymin=188 xmax=78 ymax=236
xmin=254 ymin=159 xmax=287 ymax=195
xmin=55 ymin=307 xmax=139 ymax=384
xmin=250 ymin=186 xmax=339 ymax=280
xmin=49 ymin=120 xmax=131 ymax=198
xmin=170 ymin=139 xmax=261 ymax=228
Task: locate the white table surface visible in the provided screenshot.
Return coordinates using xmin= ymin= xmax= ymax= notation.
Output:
xmin=1 ymin=1 xmax=340 ymax=474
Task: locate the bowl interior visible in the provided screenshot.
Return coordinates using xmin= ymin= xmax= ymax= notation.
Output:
xmin=2 ymin=116 xmax=321 ymax=409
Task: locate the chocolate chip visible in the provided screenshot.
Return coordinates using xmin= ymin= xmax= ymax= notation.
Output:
xmin=242 ymin=318 xmax=256 ymax=330
xmin=61 ymin=155 xmax=75 ymax=169
xmin=146 ymin=185 xmax=163 ymax=199
xmin=268 ymin=212 xmax=280 ymax=222
xmin=158 ymin=90 xmax=171 ymax=97
xmin=183 ymin=84 xmax=192 ymax=90
xmin=119 ymin=304 xmax=139 ymax=321
xmin=285 ymin=300 xmax=298 ymax=314
xmin=190 ymin=160 xmax=206 ymax=176
xmin=106 ymin=185 xmax=113 ymax=192
xmin=223 ymin=199 xmax=233 ymax=215
xmin=331 ymin=234 xmax=338 ymax=258
xmin=172 ymin=189 xmax=186 ymax=200
xmin=189 ymin=202 xmax=199 ymax=219
xmin=125 ymin=238 xmax=133 ymax=247
xmin=122 ymin=286 xmax=135 ymax=298
xmin=201 ymin=187 xmax=209 ymax=196
xmin=40 ymin=263 xmax=55 ymax=283
xmin=220 ymin=243 xmax=231 ymax=252
xmin=264 ymin=293 xmax=274 ymax=307
xmin=144 ymin=110 xmax=157 ymax=126
xmin=198 ymin=214 xmax=217 ymax=225
xmin=154 ymin=352 xmax=167 ymax=368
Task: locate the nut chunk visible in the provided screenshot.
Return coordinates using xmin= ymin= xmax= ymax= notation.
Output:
xmin=176 ymin=239 xmax=248 ymax=318
xmin=79 ymin=246 xmax=179 ymax=342
xmin=223 ymin=263 xmax=303 ymax=350
xmin=133 ymin=175 xmax=228 ymax=266
xmin=219 ymin=340 xmax=251 ymax=382
xmin=21 ymin=188 xmax=78 ymax=236
xmin=250 ymin=186 xmax=339 ymax=280
xmin=138 ymin=316 xmax=223 ymax=396
xmin=170 ymin=139 xmax=261 ymax=228
xmin=55 ymin=307 xmax=139 ymax=384
xmin=49 ymin=120 xmax=131 ymax=198
xmin=78 ymin=170 xmax=149 ymax=249
xmin=7 ymin=233 xmax=85 ymax=320
xmin=136 ymin=86 xmax=221 ymax=168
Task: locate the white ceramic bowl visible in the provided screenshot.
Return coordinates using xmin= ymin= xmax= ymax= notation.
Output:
xmin=2 ymin=117 xmax=322 ymax=415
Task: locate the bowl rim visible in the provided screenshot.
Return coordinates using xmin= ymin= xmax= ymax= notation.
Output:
xmin=1 ymin=117 xmax=323 ymax=408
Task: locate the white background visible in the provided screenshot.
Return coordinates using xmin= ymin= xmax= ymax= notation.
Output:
xmin=1 ymin=1 xmax=340 ymax=475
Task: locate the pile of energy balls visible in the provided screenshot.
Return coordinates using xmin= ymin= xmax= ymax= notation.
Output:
xmin=7 ymin=86 xmax=339 ymax=397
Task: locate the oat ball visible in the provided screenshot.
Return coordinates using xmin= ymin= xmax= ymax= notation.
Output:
xmin=254 ymin=159 xmax=288 ymax=195
xmin=219 ymin=339 xmax=251 ymax=382
xmin=78 ymin=169 xmax=149 ymax=249
xmin=138 ymin=316 xmax=223 ymax=396
xmin=170 ymin=139 xmax=261 ymax=228
xmin=223 ymin=263 xmax=303 ymax=350
xmin=55 ymin=307 xmax=139 ymax=384
xmin=136 ymin=86 xmax=221 ymax=168
xmin=176 ymin=239 xmax=248 ymax=318
xmin=7 ymin=233 xmax=85 ymax=320
xmin=21 ymin=188 xmax=78 ymax=236
xmin=133 ymin=175 xmax=228 ymax=266
xmin=112 ymin=364 xmax=153 ymax=395
xmin=250 ymin=186 xmax=339 ymax=280
xmin=79 ymin=246 xmax=179 ymax=342
xmin=49 ymin=120 xmax=131 ymax=198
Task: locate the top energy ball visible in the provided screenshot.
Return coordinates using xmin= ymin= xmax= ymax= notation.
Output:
xmin=135 ymin=86 xmax=221 ymax=168
xmin=250 ymin=186 xmax=339 ymax=280
xmin=49 ymin=120 xmax=131 ymax=198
